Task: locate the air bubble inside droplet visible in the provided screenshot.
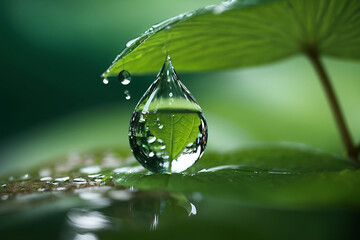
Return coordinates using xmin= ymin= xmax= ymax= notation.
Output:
xmin=128 ymin=56 xmax=208 ymax=173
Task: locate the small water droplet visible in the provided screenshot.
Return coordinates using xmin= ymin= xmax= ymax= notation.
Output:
xmin=147 ymin=136 xmax=157 ymax=143
xmin=118 ymin=70 xmax=131 ymax=85
xmin=139 ymin=115 xmax=145 ymax=123
xmin=124 ymin=90 xmax=131 ymax=100
xmin=149 ymin=152 xmax=155 ymax=157
xmin=73 ymin=178 xmax=87 ymax=184
xmin=158 ymin=124 xmax=164 ymax=129
xmin=54 ymin=176 xmax=70 ymax=182
xmin=126 ymin=37 xmax=141 ymax=48
xmin=40 ymin=177 xmax=52 ymax=181
xmin=103 ymin=78 xmax=109 ymax=84
xmin=169 ymin=92 xmax=173 ymax=97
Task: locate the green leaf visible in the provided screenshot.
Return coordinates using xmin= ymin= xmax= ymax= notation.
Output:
xmin=114 ymin=145 xmax=360 ymax=208
xmin=103 ymin=0 xmax=360 ymax=77
xmin=147 ymin=111 xmax=201 ymax=160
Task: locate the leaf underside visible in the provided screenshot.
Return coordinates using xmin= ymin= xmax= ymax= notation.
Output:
xmin=103 ymin=0 xmax=360 ymax=77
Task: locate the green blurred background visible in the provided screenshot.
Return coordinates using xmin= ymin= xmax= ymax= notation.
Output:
xmin=1 ymin=0 xmax=359 ymax=175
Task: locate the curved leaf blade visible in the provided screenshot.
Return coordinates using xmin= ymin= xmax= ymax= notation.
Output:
xmin=103 ymin=0 xmax=360 ymax=77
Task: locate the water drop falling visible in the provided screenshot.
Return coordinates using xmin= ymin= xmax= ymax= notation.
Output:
xmin=103 ymin=78 xmax=109 ymax=84
xmin=119 ymin=70 xmax=132 ymax=85
xmin=124 ymin=90 xmax=131 ymax=100
xmin=128 ymin=56 xmax=208 ymax=173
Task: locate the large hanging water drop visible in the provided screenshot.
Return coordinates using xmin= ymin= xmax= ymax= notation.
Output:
xmin=119 ymin=70 xmax=132 ymax=85
xmin=128 ymin=56 xmax=208 ymax=173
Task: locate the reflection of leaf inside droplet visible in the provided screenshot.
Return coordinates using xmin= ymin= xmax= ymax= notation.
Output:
xmin=146 ymin=110 xmax=201 ymax=160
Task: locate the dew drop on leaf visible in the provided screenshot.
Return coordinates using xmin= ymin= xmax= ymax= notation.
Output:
xmin=128 ymin=55 xmax=208 ymax=173
xmin=103 ymin=78 xmax=109 ymax=84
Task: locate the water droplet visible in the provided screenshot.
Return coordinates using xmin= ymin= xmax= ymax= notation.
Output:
xmin=54 ymin=176 xmax=70 ymax=182
xmin=40 ymin=177 xmax=52 ymax=181
xmin=118 ymin=70 xmax=132 ymax=85
xmin=128 ymin=56 xmax=208 ymax=173
xmin=147 ymin=136 xmax=157 ymax=143
xmin=124 ymin=90 xmax=131 ymax=100
xmin=103 ymin=78 xmax=109 ymax=84
xmin=213 ymin=0 xmax=237 ymax=15
xmin=73 ymin=178 xmax=87 ymax=184
xmin=126 ymin=37 xmax=141 ymax=48
xmin=80 ymin=165 xmax=101 ymax=174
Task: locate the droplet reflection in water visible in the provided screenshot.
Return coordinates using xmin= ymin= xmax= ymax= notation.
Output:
xmin=129 ymin=56 xmax=208 ymax=173
xmin=68 ymin=209 xmax=110 ymax=230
